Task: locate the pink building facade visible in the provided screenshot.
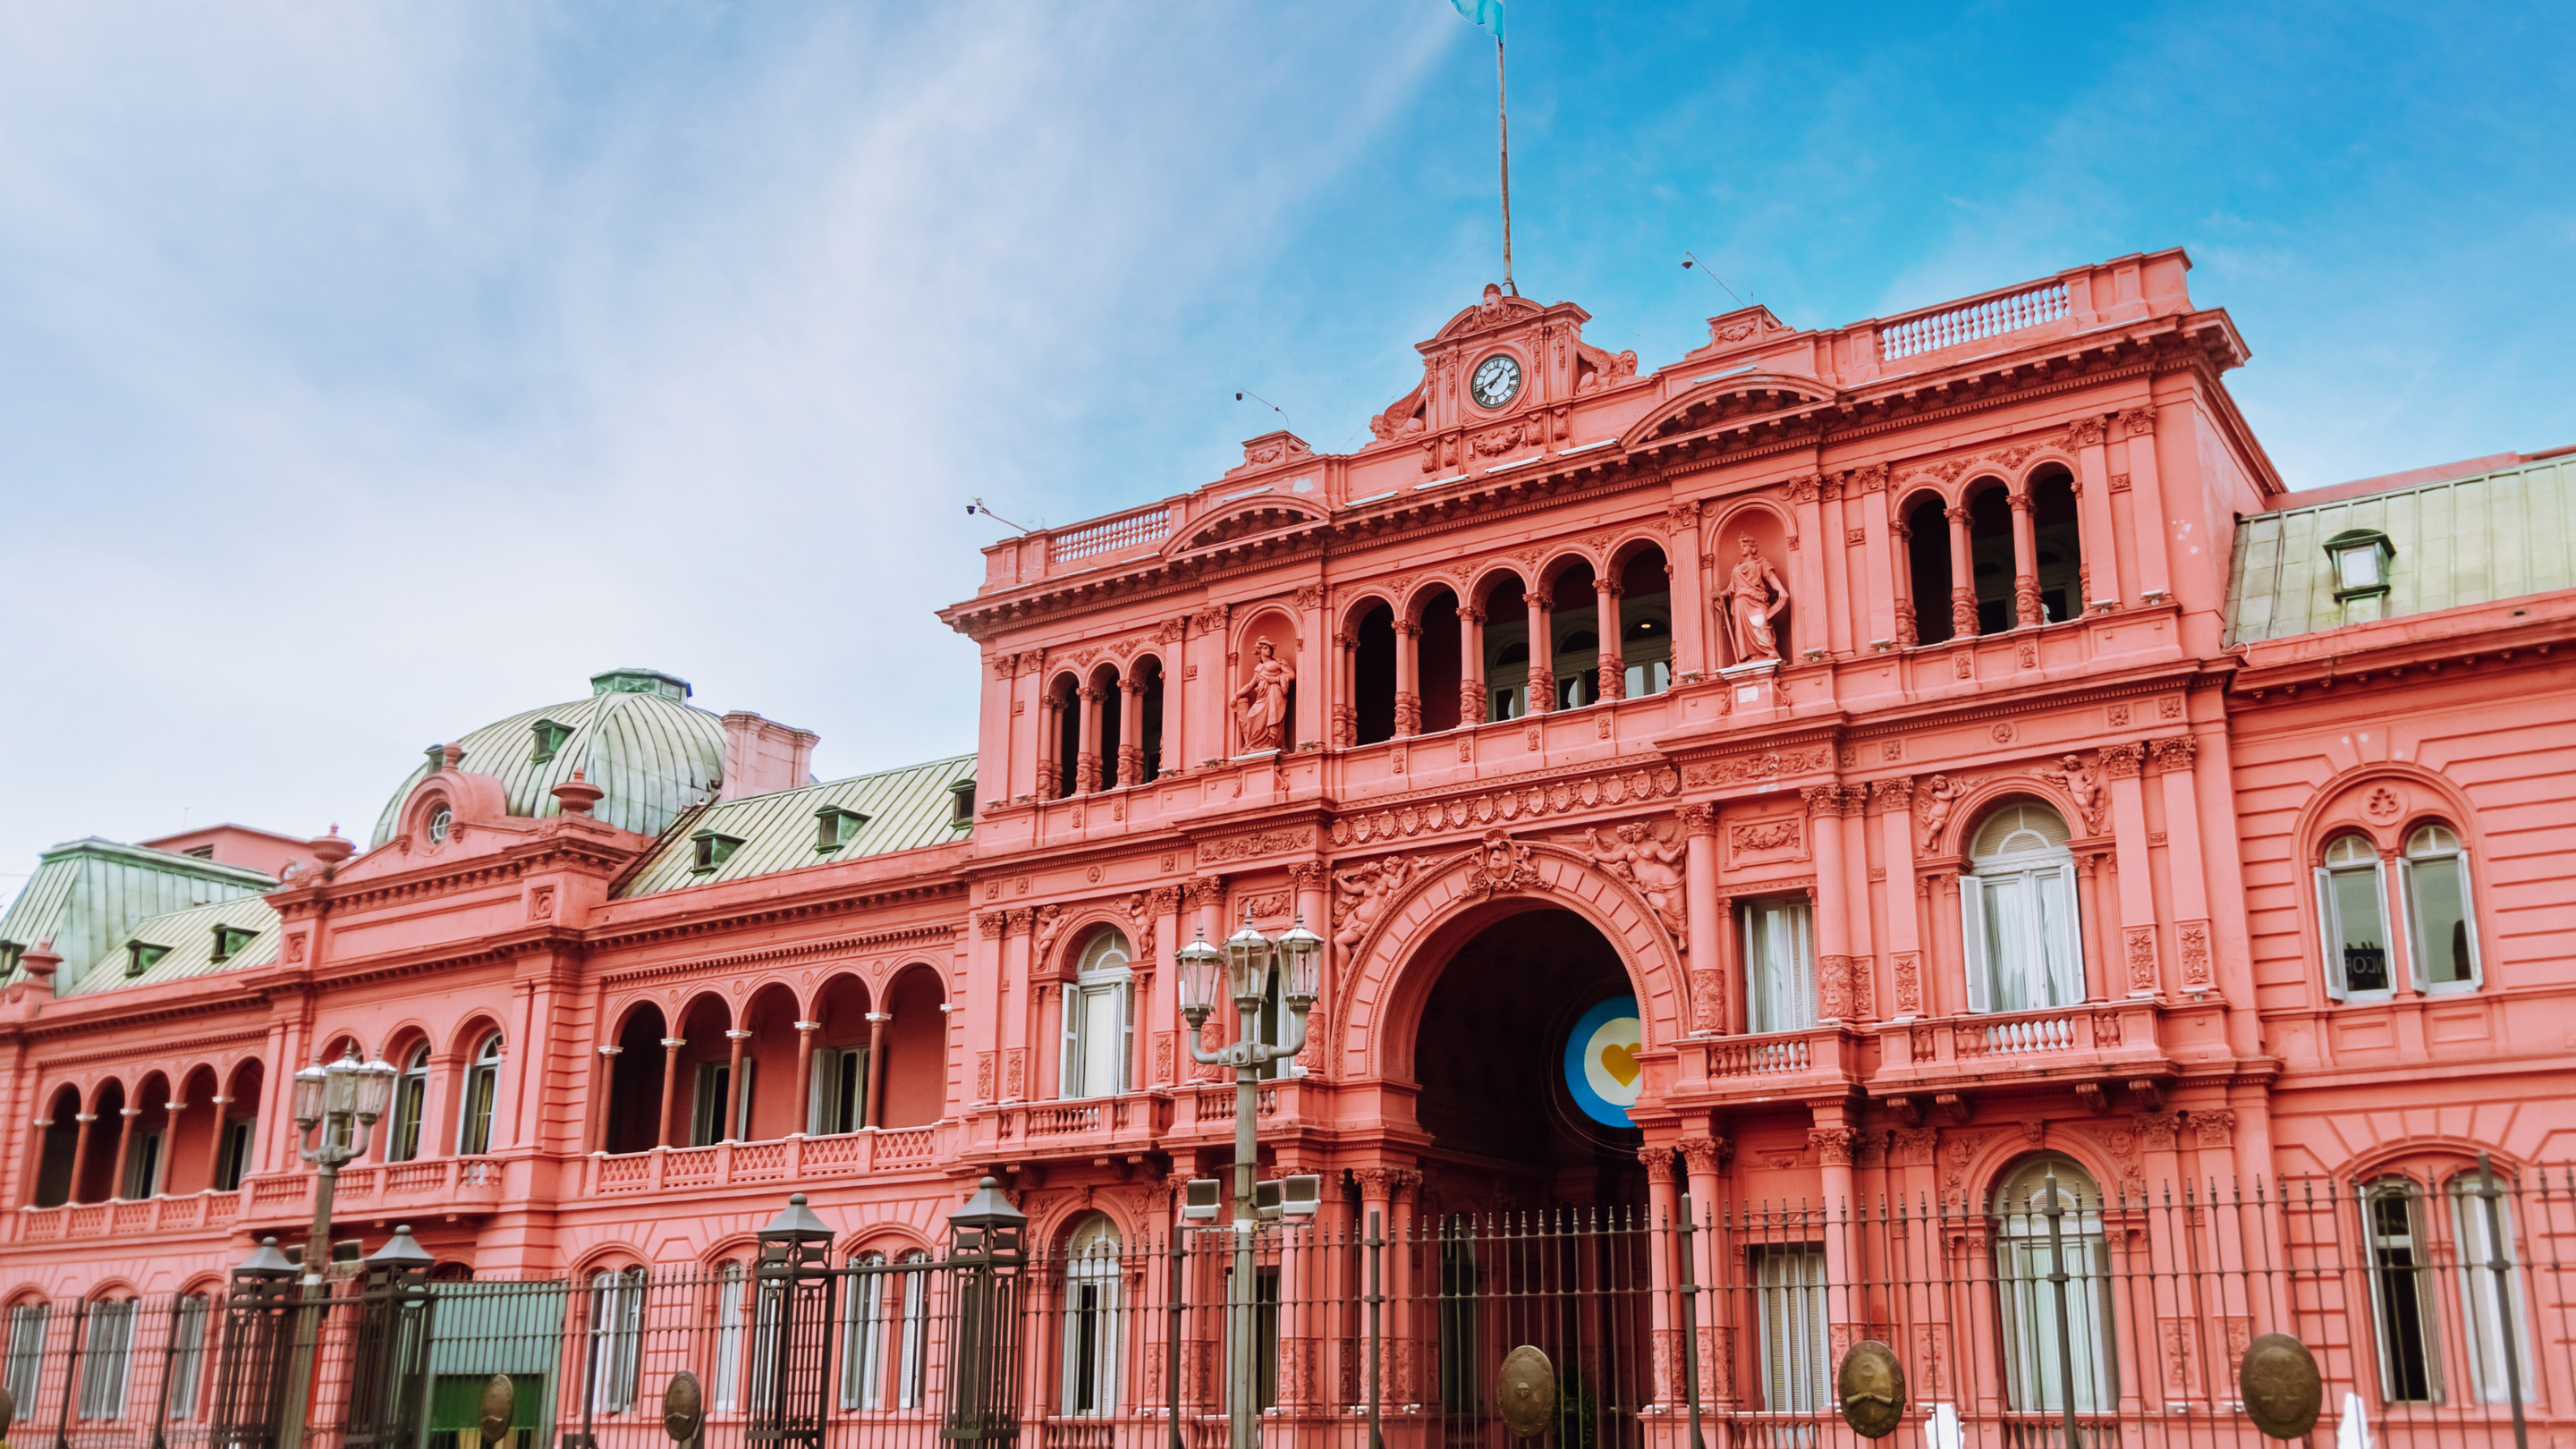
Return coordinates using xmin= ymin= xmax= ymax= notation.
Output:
xmin=4 ymin=250 xmax=2574 ymax=1445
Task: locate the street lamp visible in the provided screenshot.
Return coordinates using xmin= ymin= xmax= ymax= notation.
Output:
xmin=1178 ymin=912 xmax=1319 ymax=1449
xmin=276 ymin=1049 xmax=397 ymax=1449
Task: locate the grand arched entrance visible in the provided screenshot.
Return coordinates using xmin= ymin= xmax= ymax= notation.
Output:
xmin=1409 ymin=904 xmax=1648 ymax=1211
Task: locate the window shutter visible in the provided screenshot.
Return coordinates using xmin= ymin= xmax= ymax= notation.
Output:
xmin=2458 ymin=850 xmax=2485 ymax=988
xmin=2376 ymin=858 xmax=2399 ymax=993
xmin=1063 ymin=987 xmax=1082 ymax=1097
xmin=2044 ymin=866 xmax=2085 ymax=1005
xmin=735 ymin=1060 xmax=755 ymax=1140
xmin=1120 ymin=981 xmax=1136 ymax=1091
xmin=2395 ymin=857 xmax=2419 ymax=993
xmin=2316 ymin=868 xmax=2345 ymax=1001
xmin=1961 ymin=874 xmax=1992 ymax=1014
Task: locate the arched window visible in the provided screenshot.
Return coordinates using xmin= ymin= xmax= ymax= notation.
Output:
xmin=1061 ymin=932 xmax=1133 ymax=1100
xmin=2448 ymin=1168 xmax=2530 ymax=1405
xmin=458 ymin=1033 xmax=503 ymax=1155
xmin=1962 ymin=806 xmax=2083 ymax=1013
xmin=1061 ymin=1216 xmax=1123 ymax=1415
xmin=2318 ymin=834 xmax=2393 ymax=999
xmin=585 ymin=1267 xmax=646 ymax=1411
xmin=896 ymin=1250 xmax=933 ymax=1409
xmin=4 ymin=1299 xmax=49 ymax=1406
xmin=2404 ymin=825 xmax=2482 ymax=992
xmin=2361 ymin=1177 xmax=2437 ymax=1402
xmin=710 ymin=1261 xmax=747 ymax=1412
xmin=843 ymin=1251 xmax=890 ymax=1409
xmin=388 ymin=1045 xmax=430 ymax=1163
xmin=1991 ymin=1157 xmax=2115 ymax=1412
xmin=77 ymin=1294 xmax=138 ymax=1419
xmin=165 ymin=1292 xmax=211 ymax=1419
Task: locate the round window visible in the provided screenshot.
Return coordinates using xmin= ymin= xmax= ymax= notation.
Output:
xmin=427 ymin=805 xmax=453 ymax=844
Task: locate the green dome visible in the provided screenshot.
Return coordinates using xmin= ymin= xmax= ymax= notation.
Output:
xmin=369 ymin=669 xmax=726 ymax=847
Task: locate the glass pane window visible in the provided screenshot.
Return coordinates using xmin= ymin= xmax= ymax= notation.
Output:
xmin=810 ymin=1046 xmax=867 ymax=1135
xmin=390 ymin=1045 xmax=430 ymax=1163
xmin=166 ymin=1295 xmax=209 ymax=1419
xmin=1063 ymin=932 xmax=1133 ymax=1099
xmin=1061 ymin=1216 xmax=1122 ymax=1415
xmin=2318 ymin=835 xmax=2392 ymax=997
xmin=1962 ymin=806 xmax=2084 ymax=1013
xmin=1743 ymin=900 xmax=1816 ymax=1034
xmin=587 ymin=1270 xmax=645 ymax=1412
xmin=77 ymin=1299 xmax=136 ymax=1420
xmin=459 ymin=1034 xmax=502 ymax=1154
xmin=4 ymin=1303 xmax=48 ymax=1406
xmin=897 ymin=1251 xmax=932 ymax=1409
xmin=711 ymin=1262 xmax=747 ymax=1411
xmin=2363 ymin=1182 xmax=2438 ymax=1402
xmin=843 ymin=1253 xmax=888 ymax=1410
xmin=2404 ymin=826 xmax=2479 ymax=990
xmin=2451 ymin=1174 xmax=2531 ymax=1405
xmin=1753 ymin=1245 xmax=1828 ymax=1413
xmin=1992 ymin=1157 xmax=2117 ymax=1413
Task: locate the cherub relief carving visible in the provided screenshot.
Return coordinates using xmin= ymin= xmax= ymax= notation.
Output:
xmin=1717 ymin=537 xmax=1790 ymax=664
xmin=2032 ymin=754 xmax=2108 ymax=835
xmin=1330 ymin=855 xmax=1416 ymax=953
xmin=1581 ymin=822 xmax=1687 ymax=942
xmin=1918 ymin=775 xmax=1962 ymax=852
xmin=1233 ymin=638 xmax=1295 ymax=754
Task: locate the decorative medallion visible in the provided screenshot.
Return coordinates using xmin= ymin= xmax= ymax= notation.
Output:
xmin=1836 ymin=1339 xmax=1906 ymax=1438
xmin=479 ymin=1374 xmax=516 ymax=1444
xmin=662 ymin=1369 xmax=706 ymax=1443
xmin=1564 ymin=996 xmax=1643 ymax=1128
xmin=2238 ymin=1334 xmax=2322 ymax=1439
xmin=1496 ymin=1344 xmax=1556 ymax=1438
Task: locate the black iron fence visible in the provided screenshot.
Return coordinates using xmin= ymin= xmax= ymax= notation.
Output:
xmin=12 ymin=1168 xmax=2576 ymax=1449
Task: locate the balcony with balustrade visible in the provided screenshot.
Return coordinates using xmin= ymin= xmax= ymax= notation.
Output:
xmin=1868 ymin=998 xmax=2174 ymax=1118
xmin=577 ymin=1124 xmax=953 ymax=1197
xmin=957 ymin=1080 xmax=1297 ymax=1167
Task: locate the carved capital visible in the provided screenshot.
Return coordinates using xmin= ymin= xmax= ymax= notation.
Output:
xmin=1872 ymin=776 xmax=1914 ymax=810
xmin=1674 ymin=802 xmax=1718 ymax=838
xmin=2117 ymin=406 xmax=2156 ymax=437
xmin=2148 ymin=737 xmax=2198 ymax=774
xmin=2100 ymin=742 xmax=2146 ymax=779
xmin=1677 ymin=1136 xmax=1728 ymax=1177
xmin=978 ymin=912 xmax=1009 ymax=940
xmin=1943 ymin=506 xmax=1970 ymax=525
xmin=2072 ymin=418 xmax=2109 ymax=448
xmin=1801 ymin=784 xmax=1843 ymax=817
xmin=1004 ymin=907 xmax=1034 ymax=935
xmin=1809 ymin=1126 xmax=1860 ymax=1167
xmin=1285 ymin=861 xmax=1328 ymax=889
xmin=1638 ymin=1148 xmax=1676 ymax=1186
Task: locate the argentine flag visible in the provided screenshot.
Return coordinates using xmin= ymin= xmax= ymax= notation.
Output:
xmin=1450 ymin=0 xmax=1504 ymax=41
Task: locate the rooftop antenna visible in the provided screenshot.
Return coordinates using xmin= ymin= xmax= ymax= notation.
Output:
xmin=1682 ymin=252 xmax=1749 ymax=308
xmin=965 ymin=497 xmax=1032 ymax=535
xmin=1236 ymin=390 xmax=1293 ymax=433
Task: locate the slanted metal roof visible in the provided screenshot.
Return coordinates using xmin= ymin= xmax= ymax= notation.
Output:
xmin=60 ymin=896 xmax=280 ymax=997
xmin=2228 ymin=453 xmax=2576 ymax=644
xmin=615 ymin=754 xmax=974 ymax=899
xmin=0 ymin=840 xmax=276 ymax=994
xmin=369 ymin=679 xmax=728 ymax=848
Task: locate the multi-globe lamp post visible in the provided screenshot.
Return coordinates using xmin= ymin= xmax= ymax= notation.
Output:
xmin=1175 ymin=910 xmax=1321 ymax=1449
xmin=275 ymin=1048 xmax=399 ymax=1449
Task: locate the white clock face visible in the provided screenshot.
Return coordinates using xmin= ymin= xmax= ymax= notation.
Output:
xmin=1470 ymin=352 xmax=1523 ymax=410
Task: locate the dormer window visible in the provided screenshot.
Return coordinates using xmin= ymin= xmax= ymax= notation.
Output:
xmin=691 ymin=830 xmax=745 ymax=872
xmin=948 ymin=780 xmax=976 ymax=826
xmin=182 ymin=845 xmax=215 ymax=860
xmin=0 ymin=942 xmax=21 ymax=977
xmin=2325 ymin=528 xmax=2395 ymax=621
xmin=209 ymin=925 xmax=258 ymax=963
xmin=530 ymin=718 xmax=573 ymax=764
xmin=814 ymin=807 xmax=869 ymax=852
xmin=127 ymin=942 xmax=170 ymax=979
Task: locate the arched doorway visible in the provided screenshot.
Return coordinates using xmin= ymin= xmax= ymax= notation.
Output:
xmin=1409 ymin=905 xmax=1645 ymax=1207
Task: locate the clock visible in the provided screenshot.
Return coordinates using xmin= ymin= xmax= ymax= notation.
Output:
xmin=1470 ymin=352 xmax=1523 ymax=410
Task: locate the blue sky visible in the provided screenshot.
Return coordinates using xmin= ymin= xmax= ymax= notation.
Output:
xmin=2 ymin=1 xmax=2570 ymax=883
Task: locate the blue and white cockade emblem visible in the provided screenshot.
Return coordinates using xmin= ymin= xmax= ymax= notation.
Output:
xmin=1563 ymin=996 xmax=1643 ymax=1128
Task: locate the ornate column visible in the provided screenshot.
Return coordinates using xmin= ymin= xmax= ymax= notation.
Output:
xmin=1664 ymin=500 xmax=1711 ymax=682
xmin=1818 ymin=476 xmax=1854 ymax=657
xmin=1806 ymin=785 xmax=1854 ymax=1022
xmin=1332 ymin=631 xmax=1359 ymax=748
xmin=2102 ymin=743 xmax=2162 ymax=998
xmin=1074 ymin=684 xmax=1103 ymax=793
xmin=656 ymin=1037 xmax=685 ymax=1148
xmin=1851 ymin=467 xmax=1899 ymax=650
xmin=2008 ymin=485 xmax=2041 ymax=626
xmin=2069 ymin=417 xmax=2120 ymax=611
xmin=1117 ymin=677 xmax=1145 ymax=786
xmin=1595 ymin=577 xmax=1625 ymax=701
xmin=1677 ymin=1136 xmax=1729 ymax=1406
xmin=1458 ymin=606 xmax=1488 ymax=726
xmin=2151 ymin=738 xmax=2215 ymax=996
xmin=1719 ymin=897 xmax=1746 ymax=1036
xmin=1389 ymin=1168 xmax=1424 ymax=1406
xmin=1523 ymin=592 xmax=1555 ymax=713
xmin=1679 ymin=805 xmax=1722 ymax=1033
xmin=1393 ymin=619 xmax=1422 ymax=737
xmin=205 ymin=1093 xmax=235 ymax=1185
xmin=1944 ymin=504 xmax=1979 ymax=640
xmin=1159 ymin=618 xmax=1189 ymax=775
xmin=861 ymin=1012 xmax=891 ymax=1128
xmin=2072 ymin=858 xmax=2109 ymax=1001
xmin=1890 ymin=521 xmax=1920 ymax=648
xmin=1034 ymin=691 xmax=1062 ymax=801
xmin=1182 ymin=880 xmax=1228 ymax=1080
xmin=1786 ymin=477 xmax=1829 ymax=660
xmin=1875 ymin=779 xmax=1924 ymax=1019
xmin=1003 ymin=909 xmax=1034 ymax=1101
xmin=109 ymin=1106 xmax=140 ymax=1199
xmin=792 ymin=1023 xmax=818 ymax=1131
xmin=1839 ymin=788 xmax=1876 ymax=1020
xmin=2118 ymin=408 xmax=2174 ymax=605
xmin=1809 ymin=1120 xmax=1860 ymax=1331
xmin=721 ymin=1028 xmax=750 ymax=1141
xmin=67 ymin=1110 xmax=96 ymax=1202
xmin=1928 ymin=872 xmax=1964 ymax=1020
xmin=1640 ymin=1146 xmax=1681 ymax=1406
xmin=1288 ymin=863 xmax=1330 ymax=1078
xmin=1295 ymin=582 xmax=1328 ymax=751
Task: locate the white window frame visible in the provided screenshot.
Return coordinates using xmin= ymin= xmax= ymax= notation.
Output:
xmin=2360 ymin=1178 xmax=2442 ymax=1404
xmin=2317 ymin=835 xmax=2397 ymax=1002
xmin=842 ymin=1252 xmax=889 ymax=1410
xmin=388 ymin=1044 xmax=430 ymax=1163
xmin=1741 ymin=898 xmax=1817 ymax=1034
xmin=1961 ymin=867 xmax=2083 ymax=1014
xmin=1060 ymin=1217 xmax=1123 ymax=1416
xmin=587 ymin=1268 xmax=646 ymax=1412
xmin=1062 ymin=934 xmax=1134 ymax=1100
xmin=1992 ymin=1159 xmax=2117 ymax=1413
xmin=122 ymin=1127 xmax=165 ymax=1200
xmin=76 ymin=1298 xmax=137 ymax=1420
xmin=809 ymin=1046 xmax=868 ymax=1136
xmin=458 ymin=1033 xmax=504 ymax=1155
xmin=896 ymin=1250 xmax=932 ymax=1409
xmin=2402 ymin=826 xmax=2483 ymax=995
xmin=2451 ymin=1173 xmax=2533 ymax=1406
xmin=1752 ymin=1243 xmax=1828 ymax=1413
xmin=4 ymin=1303 xmax=48 ymax=1407
xmin=165 ymin=1294 xmax=210 ymax=1419
xmin=711 ymin=1261 xmax=747 ymax=1412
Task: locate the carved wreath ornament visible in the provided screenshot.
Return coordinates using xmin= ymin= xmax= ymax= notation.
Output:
xmin=1465 ymin=830 xmax=1542 ymax=900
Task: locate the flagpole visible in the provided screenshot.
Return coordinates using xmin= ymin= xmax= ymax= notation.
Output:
xmin=1496 ymin=35 xmax=1514 ymax=296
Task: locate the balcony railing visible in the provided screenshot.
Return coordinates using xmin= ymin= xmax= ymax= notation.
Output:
xmin=581 ymin=1125 xmax=953 ymax=1196
xmin=10 ymin=1189 xmax=242 ymax=1244
xmin=1877 ymin=280 xmax=2071 ymax=360
xmin=233 ymin=1155 xmax=506 ymax=1223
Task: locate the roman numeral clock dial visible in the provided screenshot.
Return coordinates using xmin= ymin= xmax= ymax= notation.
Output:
xmin=1470 ymin=352 xmax=1523 ymax=410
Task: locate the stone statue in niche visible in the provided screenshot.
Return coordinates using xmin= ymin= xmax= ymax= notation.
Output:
xmin=1918 ymin=775 xmax=1961 ymax=852
xmin=2034 ymin=754 xmax=2108 ymax=835
xmin=1718 ymin=536 xmax=1791 ymax=665
xmin=1233 ymin=638 xmax=1295 ymax=753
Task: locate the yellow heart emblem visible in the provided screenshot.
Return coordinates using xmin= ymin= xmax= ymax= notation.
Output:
xmin=1598 ymin=1041 xmax=1642 ymax=1088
